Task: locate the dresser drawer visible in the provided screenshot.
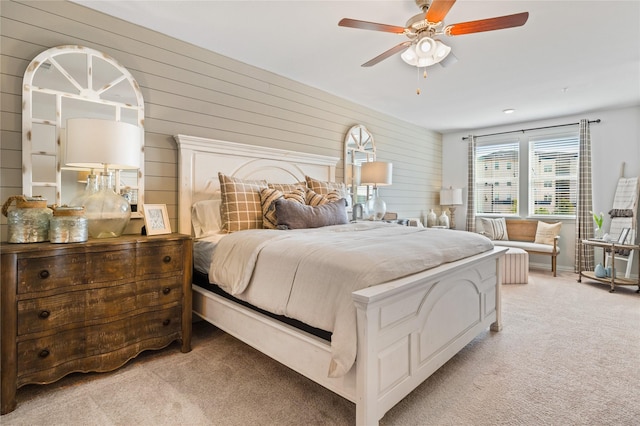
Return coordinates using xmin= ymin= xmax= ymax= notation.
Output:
xmin=17 ymin=306 xmax=182 ymax=381
xmin=17 ymin=250 xmax=135 ymax=293
xmin=17 ymin=276 xmax=184 ymax=336
xmin=137 ymin=241 xmax=184 ymax=275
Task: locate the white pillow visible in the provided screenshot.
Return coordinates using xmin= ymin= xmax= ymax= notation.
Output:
xmin=192 ymin=199 xmax=223 ymax=238
xmin=479 ymin=217 xmax=509 ymax=241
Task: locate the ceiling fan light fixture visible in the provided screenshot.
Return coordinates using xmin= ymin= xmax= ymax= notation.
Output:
xmin=434 ymin=40 xmax=451 ymax=60
xmin=416 ymin=36 xmax=436 ymax=57
xmin=400 ymin=47 xmax=418 ymax=66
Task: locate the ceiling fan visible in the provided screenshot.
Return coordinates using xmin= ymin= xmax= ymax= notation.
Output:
xmin=338 ymin=0 xmax=529 ymax=69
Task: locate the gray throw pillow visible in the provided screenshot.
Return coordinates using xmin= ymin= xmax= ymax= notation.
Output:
xmin=275 ymin=198 xmax=348 ymax=229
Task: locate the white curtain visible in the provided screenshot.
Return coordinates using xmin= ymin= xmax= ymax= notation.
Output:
xmin=466 ymin=135 xmax=476 ymax=233
xmin=574 ymin=119 xmax=595 ymax=272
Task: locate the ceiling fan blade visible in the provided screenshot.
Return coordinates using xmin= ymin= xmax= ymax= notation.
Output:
xmin=444 ymin=12 xmax=529 ymax=36
xmin=338 ymin=18 xmax=406 ymax=34
xmin=426 ymin=0 xmax=457 ymax=23
xmin=362 ymin=41 xmax=412 ymax=67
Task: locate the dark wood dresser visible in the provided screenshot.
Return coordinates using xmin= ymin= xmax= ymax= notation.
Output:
xmin=0 ymin=234 xmax=193 ymax=414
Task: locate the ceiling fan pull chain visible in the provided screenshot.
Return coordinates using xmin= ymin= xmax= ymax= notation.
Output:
xmin=416 ymin=67 xmax=421 ymax=95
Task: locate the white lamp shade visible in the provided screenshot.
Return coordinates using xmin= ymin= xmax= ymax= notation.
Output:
xmin=440 ymin=187 xmax=463 ymax=205
xmin=65 ymin=118 xmax=142 ymax=169
xmin=360 ymin=161 xmax=392 ymax=186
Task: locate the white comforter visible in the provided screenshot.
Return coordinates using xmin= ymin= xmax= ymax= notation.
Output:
xmin=208 ymin=222 xmax=493 ymax=377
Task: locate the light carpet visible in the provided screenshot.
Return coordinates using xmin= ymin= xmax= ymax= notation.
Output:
xmin=3 ymin=270 xmax=639 ymax=425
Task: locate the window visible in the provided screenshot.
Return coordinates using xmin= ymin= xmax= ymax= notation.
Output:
xmin=529 ymin=135 xmax=579 ymax=216
xmin=475 ymin=141 xmax=519 ymax=214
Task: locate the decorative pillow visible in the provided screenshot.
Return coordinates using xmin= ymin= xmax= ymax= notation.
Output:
xmin=275 ymin=198 xmax=348 ymax=229
xmin=305 ymin=188 xmax=341 ymax=206
xmin=218 ymin=173 xmax=268 ymax=232
xmin=305 ymin=176 xmax=345 ymax=194
xmin=534 ymin=221 xmax=562 ymax=245
xmin=480 ymin=217 xmax=509 ymax=241
xmin=305 ymin=176 xmax=349 ymax=204
xmin=260 ymin=187 xmax=306 ymax=229
xmin=268 ymin=182 xmax=307 ymax=192
xmin=191 ymin=199 xmax=222 ymax=237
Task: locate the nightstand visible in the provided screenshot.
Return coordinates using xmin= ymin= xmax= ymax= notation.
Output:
xmin=0 ymin=234 xmax=193 ymax=414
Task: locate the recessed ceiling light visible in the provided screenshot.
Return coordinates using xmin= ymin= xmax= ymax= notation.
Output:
xmin=503 ymin=108 xmax=515 ymax=114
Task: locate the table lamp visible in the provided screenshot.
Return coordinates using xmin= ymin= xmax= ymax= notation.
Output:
xmin=65 ymin=118 xmax=141 ymax=238
xmin=440 ymin=186 xmax=463 ymax=229
xmin=361 ymin=161 xmax=392 ymax=220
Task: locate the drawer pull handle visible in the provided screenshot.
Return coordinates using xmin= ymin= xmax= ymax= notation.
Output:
xmin=38 ymin=310 xmax=51 ymax=319
xmin=162 ymin=287 xmax=171 ymax=295
xmin=38 ymin=349 xmax=50 ymax=358
xmin=162 ymin=319 xmax=171 ymax=326
xmin=39 ymin=270 xmax=50 ymax=279
xmin=163 ymin=256 xmax=172 ymax=263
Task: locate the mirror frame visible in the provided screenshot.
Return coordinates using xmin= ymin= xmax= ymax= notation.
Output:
xmin=22 ymin=45 xmax=145 ymax=208
xmin=344 ymin=124 xmax=376 ymax=205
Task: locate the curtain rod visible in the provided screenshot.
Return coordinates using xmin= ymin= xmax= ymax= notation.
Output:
xmin=461 ymin=119 xmax=601 ymax=141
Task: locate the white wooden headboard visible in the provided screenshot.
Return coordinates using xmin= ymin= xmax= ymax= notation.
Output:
xmin=174 ymin=135 xmax=339 ymax=235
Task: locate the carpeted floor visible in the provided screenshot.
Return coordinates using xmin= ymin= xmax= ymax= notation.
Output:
xmin=3 ymin=269 xmax=639 ymax=425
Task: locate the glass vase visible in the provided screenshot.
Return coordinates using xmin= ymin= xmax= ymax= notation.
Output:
xmin=83 ymin=172 xmax=131 ymax=238
xmin=594 ymin=227 xmax=604 ymax=239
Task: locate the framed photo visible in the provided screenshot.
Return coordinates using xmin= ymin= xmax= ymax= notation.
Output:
xmin=142 ymin=204 xmax=171 ymax=235
xmin=617 ymin=228 xmax=630 ymax=244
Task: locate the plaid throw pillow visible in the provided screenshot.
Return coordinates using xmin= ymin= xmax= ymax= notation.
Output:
xmin=260 ymin=187 xmax=306 ymax=229
xmin=218 ymin=173 xmax=267 ymax=232
xmin=268 ymin=182 xmax=307 ymax=192
xmin=305 ymin=176 xmax=348 ymax=198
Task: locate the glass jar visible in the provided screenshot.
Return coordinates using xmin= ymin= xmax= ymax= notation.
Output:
xmin=2 ymin=195 xmax=53 ymax=243
xmin=83 ymin=172 xmax=131 ymax=238
xmin=50 ymin=206 xmax=88 ymax=243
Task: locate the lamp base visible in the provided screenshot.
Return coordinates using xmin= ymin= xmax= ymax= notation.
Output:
xmin=449 ymin=206 xmax=457 ymax=229
xmin=366 ymin=189 xmax=386 ymax=221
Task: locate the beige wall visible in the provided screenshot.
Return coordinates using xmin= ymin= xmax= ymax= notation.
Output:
xmin=0 ymin=0 xmax=442 ymax=239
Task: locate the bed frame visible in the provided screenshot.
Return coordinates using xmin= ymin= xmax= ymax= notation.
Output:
xmin=175 ymin=135 xmax=505 ymax=425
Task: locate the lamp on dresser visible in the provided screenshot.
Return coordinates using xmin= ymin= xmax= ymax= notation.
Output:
xmin=440 ymin=186 xmax=463 ymax=229
xmin=65 ymin=118 xmax=142 ymax=238
xmin=361 ymin=161 xmax=393 ymax=220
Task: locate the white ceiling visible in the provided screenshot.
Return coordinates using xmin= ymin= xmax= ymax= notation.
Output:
xmin=73 ymin=0 xmax=640 ymax=134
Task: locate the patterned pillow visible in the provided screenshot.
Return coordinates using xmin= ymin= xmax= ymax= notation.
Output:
xmin=218 ymin=173 xmax=268 ymax=232
xmin=268 ymin=182 xmax=307 ymax=192
xmin=480 ymin=217 xmax=509 ymax=241
xmin=305 ymin=188 xmax=341 ymax=207
xmin=275 ymin=198 xmax=348 ymax=229
xmin=260 ymin=187 xmax=306 ymax=229
xmin=305 ymin=176 xmax=348 ymax=199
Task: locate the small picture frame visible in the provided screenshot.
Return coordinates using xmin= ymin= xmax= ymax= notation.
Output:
xmin=142 ymin=204 xmax=171 ymax=235
xmin=617 ymin=227 xmax=630 ymax=245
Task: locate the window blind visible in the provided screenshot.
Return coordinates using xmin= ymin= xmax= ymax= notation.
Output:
xmin=475 ymin=141 xmax=519 ymax=214
xmin=528 ymin=135 xmax=579 ymax=216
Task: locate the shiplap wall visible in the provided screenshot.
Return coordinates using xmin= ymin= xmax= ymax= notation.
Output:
xmin=0 ymin=0 xmax=442 ymax=239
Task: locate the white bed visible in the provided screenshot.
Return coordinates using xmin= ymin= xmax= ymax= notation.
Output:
xmin=176 ymin=135 xmax=506 ymax=425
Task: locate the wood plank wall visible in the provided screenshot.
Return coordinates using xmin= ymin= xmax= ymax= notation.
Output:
xmin=0 ymin=0 xmax=442 ymax=239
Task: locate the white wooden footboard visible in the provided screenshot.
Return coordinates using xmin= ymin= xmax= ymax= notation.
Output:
xmin=353 ymin=247 xmax=504 ymax=425
xmin=191 ymin=247 xmax=504 ymax=426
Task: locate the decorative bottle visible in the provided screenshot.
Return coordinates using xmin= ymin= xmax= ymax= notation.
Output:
xmin=83 ymin=172 xmax=131 ymax=238
xmin=427 ymin=209 xmax=437 ymax=227
xmin=438 ymin=210 xmax=450 ymax=228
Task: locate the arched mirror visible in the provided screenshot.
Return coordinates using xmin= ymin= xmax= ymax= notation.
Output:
xmin=344 ymin=124 xmax=376 ymax=205
xmin=22 ymin=45 xmax=144 ymax=210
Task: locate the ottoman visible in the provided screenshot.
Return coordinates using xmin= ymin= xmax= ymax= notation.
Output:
xmin=502 ymin=247 xmax=529 ymax=284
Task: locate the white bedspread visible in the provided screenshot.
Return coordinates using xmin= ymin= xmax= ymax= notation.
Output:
xmin=208 ymin=222 xmax=494 ymax=377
